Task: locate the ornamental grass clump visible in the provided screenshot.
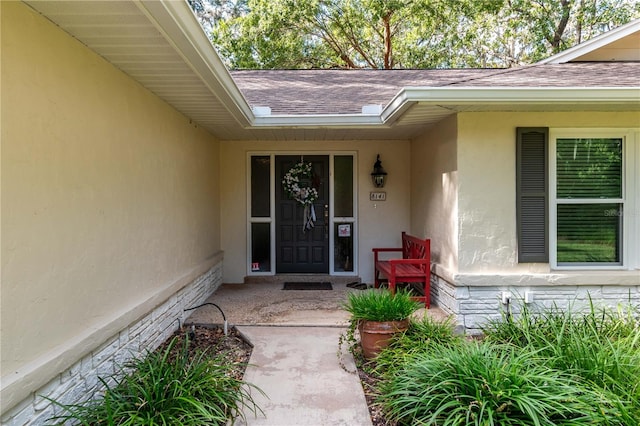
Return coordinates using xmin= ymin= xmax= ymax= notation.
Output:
xmin=378 ymin=341 xmax=598 ymax=426
xmin=340 ymin=289 xmax=422 ymax=359
xmin=343 ymin=288 xmax=421 ymax=322
xmin=372 ymin=300 xmax=640 ymax=425
xmin=47 ymin=336 xmax=262 ymax=425
xmin=375 ymin=314 xmax=462 ymax=373
xmin=483 ymin=301 xmax=640 ymax=424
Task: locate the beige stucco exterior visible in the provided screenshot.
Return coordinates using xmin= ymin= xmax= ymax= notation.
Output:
xmin=456 ymin=111 xmax=640 ymax=276
xmin=408 ymin=111 xmax=640 ymax=284
xmin=1 ymin=0 xmax=221 ymax=408
xmin=407 ymin=111 xmax=638 ymax=334
xmin=220 ymin=140 xmax=411 ymax=283
xmin=2 ymin=1 xmax=639 ymax=422
xmin=410 ymin=115 xmax=459 ymax=277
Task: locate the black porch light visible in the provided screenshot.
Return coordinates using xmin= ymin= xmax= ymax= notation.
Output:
xmin=371 ymin=154 xmax=387 ymax=188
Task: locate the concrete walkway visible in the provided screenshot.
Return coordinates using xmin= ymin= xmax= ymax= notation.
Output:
xmin=234 ymin=326 xmax=372 ymax=426
xmin=187 ymin=280 xmax=448 ymax=426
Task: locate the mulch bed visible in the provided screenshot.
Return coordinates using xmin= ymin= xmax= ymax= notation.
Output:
xmin=358 ymin=364 xmax=396 ymax=426
xmin=160 ymin=324 xmax=253 ymax=382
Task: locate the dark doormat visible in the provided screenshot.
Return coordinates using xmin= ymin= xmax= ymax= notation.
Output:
xmin=283 ymin=282 xmax=333 ymax=290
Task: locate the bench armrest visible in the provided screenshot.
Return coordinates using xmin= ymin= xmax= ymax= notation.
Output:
xmin=372 ymin=247 xmax=402 ymax=263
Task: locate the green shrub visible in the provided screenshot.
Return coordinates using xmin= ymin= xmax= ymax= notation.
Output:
xmin=483 ymin=301 xmax=640 ymax=424
xmin=378 ymin=341 xmax=597 ymax=426
xmin=47 ymin=336 xmax=262 ymax=425
xmin=375 ymin=314 xmax=461 ymax=374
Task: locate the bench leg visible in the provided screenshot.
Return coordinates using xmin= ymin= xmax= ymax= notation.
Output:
xmin=425 ymin=282 xmax=430 ymax=308
xmin=420 ymin=280 xmax=430 ymax=309
xmin=388 ymin=276 xmax=396 ymax=295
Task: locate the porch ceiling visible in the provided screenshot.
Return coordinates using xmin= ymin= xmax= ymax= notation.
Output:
xmin=24 ymin=1 xmax=640 ymax=142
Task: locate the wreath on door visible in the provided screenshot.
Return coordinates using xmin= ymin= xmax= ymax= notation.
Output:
xmin=282 ymin=161 xmax=318 ymax=231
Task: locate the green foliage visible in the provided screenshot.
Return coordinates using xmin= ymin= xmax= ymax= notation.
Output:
xmin=379 ymin=341 xmax=598 ymax=425
xmin=364 ymin=301 xmax=640 ymax=425
xmin=191 ymin=0 xmax=640 ymax=69
xmin=47 ymin=336 xmax=263 ymax=425
xmin=342 ymin=288 xmax=421 ymax=322
xmin=483 ymin=301 xmax=640 ymax=424
xmin=338 ymin=289 xmax=421 ymax=367
xmin=380 ymin=314 xmax=460 ymax=350
xmin=373 ymin=314 xmax=462 ymax=378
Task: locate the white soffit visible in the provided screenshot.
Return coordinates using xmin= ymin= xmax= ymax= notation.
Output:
xmin=24 ymin=0 xmax=254 ymax=140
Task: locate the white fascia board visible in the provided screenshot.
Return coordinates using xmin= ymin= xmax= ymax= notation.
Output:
xmin=251 ymin=114 xmax=384 ymax=128
xmin=538 ymin=19 xmax=640 ymax=64
xmin=135 ymin=0 xmax=255 ymax=126
xmin=382 ymin=87 xmax=640 ymax=123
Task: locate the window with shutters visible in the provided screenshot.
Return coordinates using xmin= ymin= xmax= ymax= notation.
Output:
xmin=550 ymin=131 xmax=627 ymax=268
xmin=518 ymin=128 xmax=638 ymax=269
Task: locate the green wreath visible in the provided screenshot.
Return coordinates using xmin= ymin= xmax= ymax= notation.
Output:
xmin=282 ymin=161 xmax=318 ymax=206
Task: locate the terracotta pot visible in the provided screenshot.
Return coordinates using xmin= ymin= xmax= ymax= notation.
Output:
xmin=359 ymin=318 xmax=410 ymax=359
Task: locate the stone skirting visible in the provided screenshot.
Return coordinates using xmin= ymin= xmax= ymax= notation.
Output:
xmin=431 ymin=270 xmax=640 ymax=335
xmin=2 ymin=262 xmax=223 ymax=426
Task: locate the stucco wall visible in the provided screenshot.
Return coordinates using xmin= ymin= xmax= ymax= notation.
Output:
xmin=410 ymin=115 xmax=459 ymax=277
xmin=219 ymin=140 xmax=411 ymax=283
xmin=456 ymin=111 xmax=640 ymax=275
xmin=1 ymin=1 xmax=221 ymax=413
xmin=418 ymin=111 xmax=639 ymax=332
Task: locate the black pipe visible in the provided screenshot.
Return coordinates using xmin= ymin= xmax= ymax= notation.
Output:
xmin=184 ymin=303 xmax=228 ymax=335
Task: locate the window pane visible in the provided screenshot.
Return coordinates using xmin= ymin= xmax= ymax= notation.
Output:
xmin=334 ymin=223 xmax=353 ymax=271
xmin=251 ymin=156 xmax=270 ymax=217
xmin=557 ymin=204 xmax=621 ymax=264
xmin=556 ymin=138 xmax=622 ymax=199
xmin=334 ymin=156 xmax=353 ymax=217
xmin=251 ymin=222 xmax=271 ymax=272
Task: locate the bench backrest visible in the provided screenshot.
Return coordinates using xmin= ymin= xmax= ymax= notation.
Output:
xmin=401 ymin=232 xmax=430 ymax=261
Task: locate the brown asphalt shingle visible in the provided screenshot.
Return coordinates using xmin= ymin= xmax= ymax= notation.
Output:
xmin=231 ymin=62 xmax=640 ymax=115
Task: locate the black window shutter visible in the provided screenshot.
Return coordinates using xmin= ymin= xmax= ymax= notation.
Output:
xmin=516 ymin=128 xmax=548 ymax=263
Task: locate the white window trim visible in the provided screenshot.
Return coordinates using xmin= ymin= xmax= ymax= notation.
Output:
xmin=549 ymin=128 xmax=638 ymax=270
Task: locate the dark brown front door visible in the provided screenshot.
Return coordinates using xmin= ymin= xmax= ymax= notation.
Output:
xmin=276 ymin=155 xmax=329 ymax=273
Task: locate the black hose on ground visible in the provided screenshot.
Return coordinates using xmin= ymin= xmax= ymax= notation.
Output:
xmin=184 ymin=303 xmax=228 ymax=335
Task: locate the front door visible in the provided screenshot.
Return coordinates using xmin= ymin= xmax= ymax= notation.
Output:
xmin=276 ymin=155 xmax=329 ymax=273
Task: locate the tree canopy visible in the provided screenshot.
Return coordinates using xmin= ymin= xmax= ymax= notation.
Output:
xmin=188 ymin=0 xmax=640 ymax=69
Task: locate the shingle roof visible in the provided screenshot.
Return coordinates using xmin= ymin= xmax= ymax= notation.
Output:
xmin=231 ymin=62 xmax=640 ymax=115
xmin=456 ymin=62 xmax=640 ymax=87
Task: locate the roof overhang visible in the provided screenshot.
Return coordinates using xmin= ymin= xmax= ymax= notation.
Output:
xmin=23 ymin=1 xmax=640 ymax=141
xmin=251 ymin=87 xmax=640 ymax=128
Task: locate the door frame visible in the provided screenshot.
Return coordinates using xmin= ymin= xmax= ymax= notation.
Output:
xmin=246 ymin=151 xmax=358 ymax=276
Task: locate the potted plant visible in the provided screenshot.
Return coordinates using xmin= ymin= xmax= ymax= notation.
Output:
xmin=342 ymin=289 xmax=421 ymax=359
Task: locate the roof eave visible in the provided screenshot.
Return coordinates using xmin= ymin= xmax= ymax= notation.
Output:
xmin=134 ymin=0 xmax=256 ymax=126
xmin=382 ymin=86 xmax=640 ymax=124
xmin=251 ymin=114 xmax=385 ymax=128
xmin=537 ymin=19 xmax=640 ymax=64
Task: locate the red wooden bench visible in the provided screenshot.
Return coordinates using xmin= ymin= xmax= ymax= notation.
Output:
xmin=373 ymin=232 xmax=431 ymax=308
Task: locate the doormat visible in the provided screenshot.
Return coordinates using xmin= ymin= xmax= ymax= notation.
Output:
xmin=283 ymin=282 xmax=333 ymax=290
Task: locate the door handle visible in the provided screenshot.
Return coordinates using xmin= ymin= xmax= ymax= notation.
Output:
xmin=324 ymin=204 xmax=329 ymax=239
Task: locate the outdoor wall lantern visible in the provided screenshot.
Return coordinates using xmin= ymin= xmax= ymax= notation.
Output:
xmin=371 ymin=154 xmax=387 ymax=188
